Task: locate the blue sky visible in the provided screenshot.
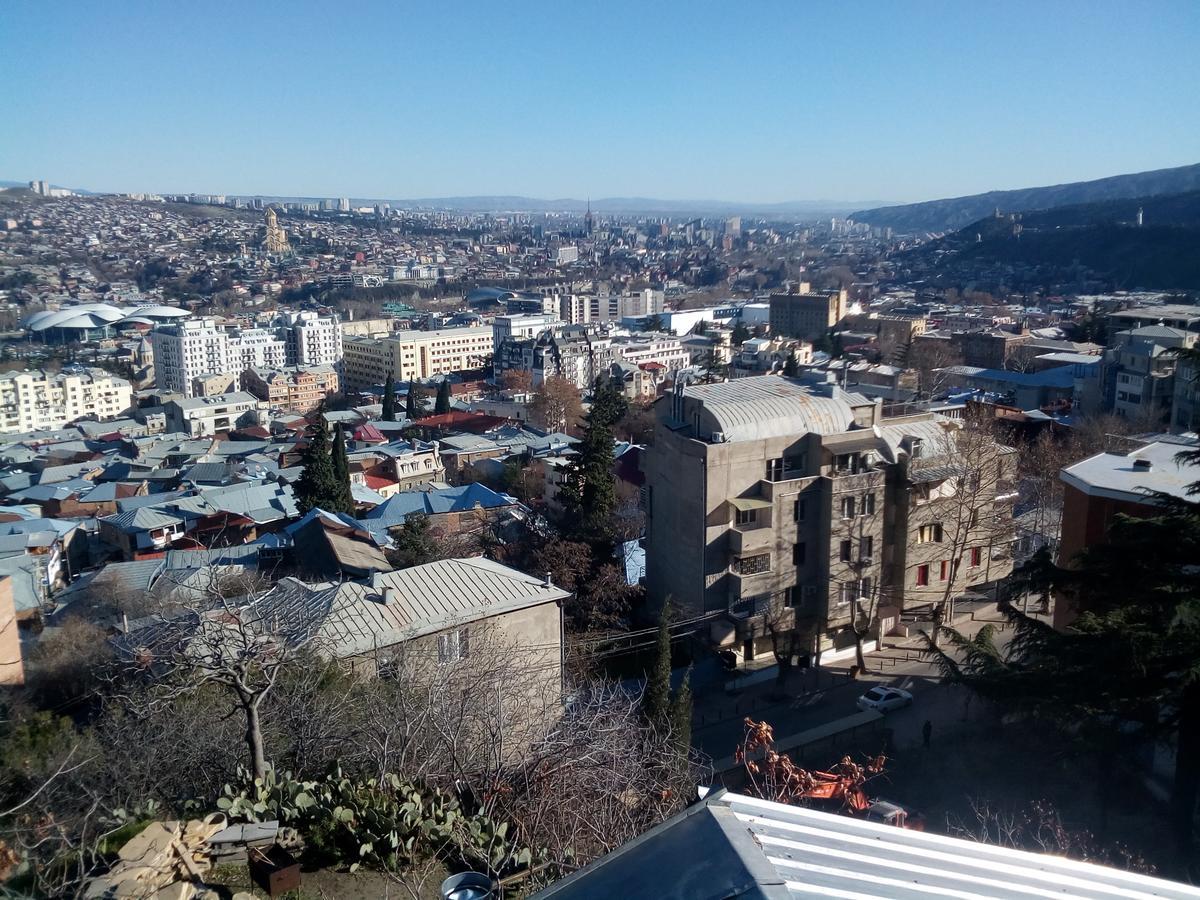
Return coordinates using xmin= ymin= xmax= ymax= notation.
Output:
xmin=2 ymin=1 xmax=1197 ymax=203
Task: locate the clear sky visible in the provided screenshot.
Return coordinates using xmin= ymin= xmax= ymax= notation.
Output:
xmin=2 ymin=0 xmax=1197 ymax=204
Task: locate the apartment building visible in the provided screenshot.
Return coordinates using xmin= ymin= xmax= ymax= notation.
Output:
xmin=152 ymin=314 xmax=342 ymax=397
xmin=241 ymin=365 xmax=340 ymax=413
xmin=1101 ymin=325 xmax=1197 ymax=427
xmin=768 ymin=284 xmax=848 ymax=340
xmin=165 ymin=392 xmax=265 ymax=437
xmin=611 ymin=334 xmax=691 ymax=372
xmin=0 ymin=368 xmax=133 ymax=434
xmin=877 ymin=314 xmax=927 ymax=365
xmin=644 ymin=374 xmax=1014 ymax=661
xmin=341 ymin=326 xmax=494 ymax=390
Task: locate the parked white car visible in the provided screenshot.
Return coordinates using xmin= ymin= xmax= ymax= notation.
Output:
xmin=856 ymin=686 xmax=913 ymax=713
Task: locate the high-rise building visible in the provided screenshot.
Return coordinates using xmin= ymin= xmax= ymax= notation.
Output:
xmin=338 ymin=197 xmax=351 ymax=212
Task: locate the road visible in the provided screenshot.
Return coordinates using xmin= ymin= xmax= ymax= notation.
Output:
xmin=691 ymin=607 xmax=1015 ymax=763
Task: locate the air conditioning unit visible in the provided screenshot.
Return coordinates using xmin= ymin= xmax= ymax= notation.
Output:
xmin=711 ymin=431 xmax=727 ymax=443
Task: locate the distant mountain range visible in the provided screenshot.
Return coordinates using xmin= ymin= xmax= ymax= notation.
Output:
xmin=852 ymin=163 xmax=1200 ymax=234
xmin=902 ymin=189 xmax=1200 ymax=290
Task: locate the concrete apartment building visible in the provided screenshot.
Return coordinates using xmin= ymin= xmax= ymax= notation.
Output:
xmin=644 ymin=374 xmax=1014 ymax=661
xmin=241 ymin=365 xmax=340 ymax=413
xmin=1101 ymin=325 xmax=1198 ymax=427
xmin=151 ymin=314 xmax=342 ymax=397
xmin=341 ymin=326 xmax=494 ymax=390
xmin=768 ymin=284 xmax=848 ymax=340
xmin=0 ymin=368 xmax=133 ymax=434
xmin=876 ymin=314 xmax=927 ymax=365
xmin=165 ymin=392 xmax=265 ymax=437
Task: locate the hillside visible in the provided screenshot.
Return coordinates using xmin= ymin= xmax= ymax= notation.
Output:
xmin=852 ymin=163 xmax=1200 ymax=234
xmin=899 ymin=190 xmax=1200 ymax=291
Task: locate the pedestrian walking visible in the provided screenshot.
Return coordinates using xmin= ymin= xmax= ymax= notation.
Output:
xmin=922 ymin=719 xmax=933 ymax=748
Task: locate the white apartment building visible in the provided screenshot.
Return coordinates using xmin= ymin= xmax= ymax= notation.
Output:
xmin=228 ymin=328 xmax=288 ymax=373
xmin=289 ymin=312 xmax=343 ymax=367
xmin=342 ymin=326 xmax=494 ymax=390
xmin=152 ymin=314 xmax=342 ymax=397
xmin=0 ymin=368 xmax=133 ymax=434
xmin=151 ymin=318 xmax=230 ymax=397
xmin=584 ymin=290 xmax=666 ymax=324
xmin=612 ymin=335 xmax=691 ymax=372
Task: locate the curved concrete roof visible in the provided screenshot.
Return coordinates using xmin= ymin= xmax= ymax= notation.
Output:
xmin=686 ymin=376 xmax=857 ymax=442
xmin=25 ymin=303 xmax=189 ymax=333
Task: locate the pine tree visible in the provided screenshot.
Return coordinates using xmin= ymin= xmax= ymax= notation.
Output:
xmin=732 ymin=322 xmax=751 ymax=346
xmin=669 ymin=665 xmax=693 ymax=752
xmin=381 ymin=374 xmax=396 ymax=422
xmin=331 ymin=424 xmax=354 ymax=513
xmin=294 ymin=415 xmax=340 ymax=514
xmin=783 ymin=351 xmax=799 ymax=377
xmin=642 ymin=613 xmax=672 ymax=729
xmin=435 ymin=379 xmax=452 ymax=415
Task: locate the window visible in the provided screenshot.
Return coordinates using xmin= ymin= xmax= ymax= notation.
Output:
xmin=766 ymin=457 xmax=784 ymax=481
xmin=862 ymin=536 xmax=874 ymax=559
xmin=838 ymin=581 xmax=855 ymax=605
xmin=840 ymin=539 xmax=852 ymax=562
xmin=860 ymin=576 xmax=873 ymax=599
xmin=437 ymin=628 xmax=469 ymax=664
xmin=841 ymin=496 xmax=856 ymax=518
xmin=793 ymin=542 xmax=806 ymax=565
xmin=918 ymin=523 xmax=943 ymax=543
xmin=909 ymin=438 xmax=924 ymax=460
xmin=970 ymin=546 xmax=982 ymax=568
xmin=737 ymin=554 xmax=770 ymax=575
xmin=940 ymin=560 xmax=950 ymax=581
xmin=916 ymin=564 xmax=929 ymax=586
xmin=863 ymin=493 xmax=876 ymax=515
xmin=735 ymin=508 xmax=757 ymax=527
xmin=794 ymin=497 xmax=807 ymax=522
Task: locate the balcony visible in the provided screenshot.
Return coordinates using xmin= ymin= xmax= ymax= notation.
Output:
xmin=729 ymin=522 xmax=774 ymax=556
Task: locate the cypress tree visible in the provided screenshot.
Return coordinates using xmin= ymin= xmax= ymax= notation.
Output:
xmin=381 ymin=374 xmax=396 ymax=422
xmin=294 ymin=415 xmax=339 ymax=514
xmin=642 ymin=613 xmax=672 ymax=729
xmin=560 ymin=378 xmax=626 ymax=547
xmin=435 ymin=379 xmax=452 ymax=415
xmin=669 ymin=665 xmax=693 ymax=752
xmin=405 ymin=381 xmax=424 ymax=420
xmin=331 ymin=424 xmax=354 ymax=514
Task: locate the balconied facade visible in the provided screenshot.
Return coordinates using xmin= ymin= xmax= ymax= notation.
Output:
xmin=644 ymin=374 xmax=1015 ymax=662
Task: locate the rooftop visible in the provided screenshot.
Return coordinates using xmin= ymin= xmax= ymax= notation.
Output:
xmin=534 ymin=789 xmax=1200 ymax=900
xmin=1061 ymin=440 xmax=1199 ymax=504
xmin=681 ymin=376 xmax=863 ymax=443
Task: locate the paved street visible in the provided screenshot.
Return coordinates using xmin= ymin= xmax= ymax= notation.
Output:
xmin=692 ymin=604 xmax=1019 ymax=763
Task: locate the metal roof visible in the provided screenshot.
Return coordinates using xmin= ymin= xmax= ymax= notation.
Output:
xmin=535 ymin=790 xmax=1200 ymax=900
xmin=257 ymin=557 xmax=569 ymax=658
xmin=685 ymin=376 xmax=860 ymax=443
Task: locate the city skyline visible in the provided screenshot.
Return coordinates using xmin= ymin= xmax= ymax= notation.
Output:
xmin=3 ymin=1 xmax=1198 ymax=204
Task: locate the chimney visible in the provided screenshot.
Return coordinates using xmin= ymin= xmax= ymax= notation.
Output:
xmin=381 ymin=587 xmax=394 ymax=604
xmin=1133 ymin=458 xmax=1153 ymax=472
xmin=543 ymin=572 xmax=553 ymax=587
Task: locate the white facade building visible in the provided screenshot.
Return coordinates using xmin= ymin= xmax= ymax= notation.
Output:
xmin=285 ymin=311 xmax=343 ymax=367
xmin=342 ymin=326 xmax=495 ymax=390
xmin=151 ymin=318 xmax=230 ymax=397
xmin=0 ymin=368 xmax=133 ymax=434
xmin=165 ymin=392 xmax=265 ymax=437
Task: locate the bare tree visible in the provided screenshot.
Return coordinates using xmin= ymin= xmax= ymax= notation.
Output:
xmin=113 ymin=572 xmax=317 ymax=780
xmin=529 ymin=376 xmax=583 ymax=434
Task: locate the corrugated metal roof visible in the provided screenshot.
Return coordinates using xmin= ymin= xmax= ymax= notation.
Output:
xmin=535 ymin=790 xmax=1200 ymax=900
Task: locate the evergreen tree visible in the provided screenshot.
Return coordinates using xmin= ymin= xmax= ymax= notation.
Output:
xmin=642 ymin=613 xmax=672 ymax=729
xmin=732 ymin=322 xmax=751 ymax=346
xmin=669 ymin=665 xmax=693 ymax=752
xmin=331 ymin=424 xmax=354 ymax=514
xmin=405 ymin=381 xmax=425 ymax=420
xmin=929 ymin=496 xmax=1200 ymax=852
xmin=294 ymin=415 xmax=341 ymax=514
xmin=381 ymin=373 xmax=396 ymax=422
xmin=559 ymin=378 xmax=626 ymax=547
xmin=782 ymin=351 xmax=799 ymax=377
xmin=435 ymin=379 xmax=452 ymax=415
